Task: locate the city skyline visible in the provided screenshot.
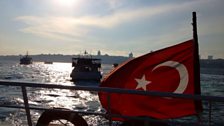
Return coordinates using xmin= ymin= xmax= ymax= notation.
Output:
xmin=1 ymin=0 xmax=224 ymax=59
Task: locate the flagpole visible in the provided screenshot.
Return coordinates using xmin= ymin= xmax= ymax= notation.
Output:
xmin=192 ymin=12 xmax=203 ymax=113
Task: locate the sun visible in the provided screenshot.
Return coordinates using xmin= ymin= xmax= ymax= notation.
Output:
xmin=55 ymin=0 xmax=78 ymax=7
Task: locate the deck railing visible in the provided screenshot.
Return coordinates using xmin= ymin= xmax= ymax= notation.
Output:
xmin=0 ymin=80 xmax=224 ymax=126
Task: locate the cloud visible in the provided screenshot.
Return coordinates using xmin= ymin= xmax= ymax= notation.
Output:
xmin=15 ymin=0 xmax=209 ymax=42
xmin=105 ymin=0 xmax=124 ymax=9
xmin=16 ymin=16 xmax=87 ymax=41
xmin=199 ymin=15 xmax=224 ymax=36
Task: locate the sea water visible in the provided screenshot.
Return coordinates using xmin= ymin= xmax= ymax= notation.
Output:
xmin=0 ymin=60 xmax=223 ymax=125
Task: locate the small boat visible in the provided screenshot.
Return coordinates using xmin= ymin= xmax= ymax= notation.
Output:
xmin=20 ymin=52 xmax=32 ymax=65
xmin=113 ymin=63 xmax=119 ymax=68
xmin=70 ymin=51 xmax=102 ymax=82
xmin=44 ymin=61 xmax=53 ymax=64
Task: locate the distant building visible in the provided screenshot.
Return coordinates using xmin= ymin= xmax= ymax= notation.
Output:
xmin=97 ymin=50 xmax=101 ymax=56
xmin=129 ymin=52 xmax=133 ymax=58
xmin=208 ymin=55 xmax=213 ymax=60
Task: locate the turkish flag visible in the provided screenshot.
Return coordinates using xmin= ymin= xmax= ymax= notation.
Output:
xmin=99 ymin=39 xmax=202 ymax=120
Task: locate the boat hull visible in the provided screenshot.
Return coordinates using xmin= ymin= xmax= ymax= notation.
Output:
xmin=70 ymin=70 xmax=101 ymax=81
xmin=20 ymin=59 xmax=32 ymax=65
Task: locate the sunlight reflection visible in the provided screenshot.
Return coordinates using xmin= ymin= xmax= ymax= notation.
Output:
xmin=41 ymin=62 xmax=73 ymax=84
xmin=23 ymin=62 xmax=103 ymax=125
xmin=50 ymin=62 xmax=72 ymax=73
xmin=53 ymin=0 xmax=79 ymax=7
xmin=34 ymin=87 xmax=99 ymax=110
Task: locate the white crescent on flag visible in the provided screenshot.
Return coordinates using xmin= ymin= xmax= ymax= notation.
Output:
xmin=152 ymin=61 xmax=189 ymax=94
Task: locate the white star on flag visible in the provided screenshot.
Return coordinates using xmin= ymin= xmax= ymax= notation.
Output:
xmin=135 ymin=74 xmax=151 ymax=91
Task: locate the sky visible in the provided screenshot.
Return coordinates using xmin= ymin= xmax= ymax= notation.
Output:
xmin=0 ymin=0 xmax=224 ymax=59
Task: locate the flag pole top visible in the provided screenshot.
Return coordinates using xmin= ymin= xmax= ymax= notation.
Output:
xmin=192 ymin=12 xmax=198 ymax=44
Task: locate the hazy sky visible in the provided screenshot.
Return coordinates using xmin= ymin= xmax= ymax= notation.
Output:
xmin=0 ymin=0 xmax=224 ymax=59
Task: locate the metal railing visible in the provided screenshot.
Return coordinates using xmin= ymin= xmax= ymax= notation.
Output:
xmin=0 ymin=80 xmax=224 ymax=126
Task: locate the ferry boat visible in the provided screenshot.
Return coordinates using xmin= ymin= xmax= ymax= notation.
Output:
xmin=70 ymin=52 xmax=102 ymax=81
xmin=20 ymin=52 xmax=32 ymax=65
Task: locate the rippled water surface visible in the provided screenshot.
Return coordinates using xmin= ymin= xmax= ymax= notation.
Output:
xmin=0 ymin=60 xmax=114 ymax=126
xmin=0 ymin=60 xmax=223 ymax=125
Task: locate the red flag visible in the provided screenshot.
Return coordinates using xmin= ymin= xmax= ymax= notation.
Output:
xmin=99 ymin=40 xmax=202 ymax=120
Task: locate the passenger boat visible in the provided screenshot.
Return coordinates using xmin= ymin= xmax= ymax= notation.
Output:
xmin=20 ymin=52 xmax=32 ymax=65
xmin=70 ymin=51 xmax=102 ymax=81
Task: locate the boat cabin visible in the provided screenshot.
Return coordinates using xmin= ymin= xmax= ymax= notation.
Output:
xmin=70 ymin=57 xmax=102 ymax=81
